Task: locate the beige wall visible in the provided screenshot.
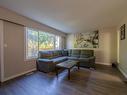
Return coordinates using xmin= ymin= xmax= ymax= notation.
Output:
xmin=0 ymin=7 xmax=67 ymax=82
xmin=0 ymin=20 xmax=4 ymax=81
xmin=117 ymin=17 xmax=127 ymax=78
xmin=3 ymin=21 xmax=36 ymax=80
xmin=66 ymin=28 xmax=117 ymax=65
xmin=0 ymin=7 xmax=66 ymax=37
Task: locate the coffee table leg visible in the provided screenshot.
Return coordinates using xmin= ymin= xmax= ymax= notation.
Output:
xmin=55 ymin=67 xmax=58 ymax=78
xmin=77 ymin=62 xmax=80 ymax=70
xmin=68 ymin=69 xmax=70 ymax=80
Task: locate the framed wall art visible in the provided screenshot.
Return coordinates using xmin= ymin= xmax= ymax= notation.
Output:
xmin=120 ymin=24 xmax=126 ymax=40
xmin=74 ymin=30 xmax=99 ymax=48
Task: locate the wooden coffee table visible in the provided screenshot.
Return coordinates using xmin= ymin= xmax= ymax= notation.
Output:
xmin=55 ymin=60 xmax=80 ymax=80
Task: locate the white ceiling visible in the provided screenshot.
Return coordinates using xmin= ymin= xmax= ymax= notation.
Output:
xmin=0 ymin=0 xmax=127 ymax=33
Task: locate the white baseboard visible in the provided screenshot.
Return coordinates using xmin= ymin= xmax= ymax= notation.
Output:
xmin=96 ymin=62 xmax=111 ymax=66
xmin=2 ymin=68 xmax=36 ymax=82
xmin=118 ymin=66 xmax=127 ymax=79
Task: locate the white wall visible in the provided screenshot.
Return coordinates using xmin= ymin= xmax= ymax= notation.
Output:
xmin=117 ymin=17 xmax=127 ymax=78
xmin=66 ymin=28 xmax=117 ymax=65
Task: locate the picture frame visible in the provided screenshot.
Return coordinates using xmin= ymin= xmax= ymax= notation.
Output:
xmin=74 ymin=30 xmax=99 ymax=48
xmin=120 ymin=24 xmax=126 ymax=40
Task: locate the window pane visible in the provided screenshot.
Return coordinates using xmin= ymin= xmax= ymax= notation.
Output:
xmin=39 ymin=32 xmax=55 ymax=50
xmin=26 ymin=28 xmax=38 ymax=59
xmin=55 ymin=36 xmax=60 ymax=49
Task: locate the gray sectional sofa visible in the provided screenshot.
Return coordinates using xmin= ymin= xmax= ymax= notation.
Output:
xmin=37 ymin=49 xmax=95 ymax=73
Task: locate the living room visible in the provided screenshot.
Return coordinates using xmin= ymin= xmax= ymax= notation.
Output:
xmin=0 ymin=0 xmax=127 ymax=95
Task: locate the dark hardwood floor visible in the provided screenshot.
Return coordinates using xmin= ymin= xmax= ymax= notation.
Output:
xmin=0 ymin=65 xmax=127 ymax=95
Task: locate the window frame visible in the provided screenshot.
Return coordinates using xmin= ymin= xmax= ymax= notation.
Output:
xmin=25 ymin=27 xmax=39 ymax=60
xmin=25 ymin=27 xmax=61 ymax=60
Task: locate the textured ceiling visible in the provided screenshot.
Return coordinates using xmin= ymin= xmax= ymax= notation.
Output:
xmin=0 ymin=0 xmax=127 ymax=33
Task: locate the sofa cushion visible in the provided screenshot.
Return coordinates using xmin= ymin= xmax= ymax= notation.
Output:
xmin=52 ymin=56 xmax=68 ymax=63
xmin=53 ymin=50 xmax=62 ymax=58
xmin=68 ymin=49 xmax=72 ymax=56
xmin=71 ymin=50 xmax=80 ymax=57
xmin=67 ymin=57 xmax=79 ymax=60
xmin=80 ymin=55 xmax=90 ymax=58
xmin=62 ymin=50 xmax=68 ymax=56
xmin=39 ymin=51 xmax=53 ymax=59
xmin=78 ymin=58 xmax=89 ymax=62
xmin=80 ymin=50 xmax=94 ymax=58
xmin=37 ymin=59 xmax=53 ymax=63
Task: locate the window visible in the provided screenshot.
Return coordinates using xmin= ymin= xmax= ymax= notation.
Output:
xmin=26 ymin=28 xmax=39 ymax=59
xmin=39 ymin=32 xmax=55 ymax=50
xmin=26 ymin=28 xmax=61 ymax=59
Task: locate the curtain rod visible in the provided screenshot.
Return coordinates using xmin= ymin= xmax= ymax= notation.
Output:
xmin=0 ymin=18 xmax=25 ymax=27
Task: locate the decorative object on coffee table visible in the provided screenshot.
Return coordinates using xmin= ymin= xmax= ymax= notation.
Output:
xmin=55 ymin=60 xmax=80 ymax=80
xmin=120 ymin=24 xmax=126 ymax=40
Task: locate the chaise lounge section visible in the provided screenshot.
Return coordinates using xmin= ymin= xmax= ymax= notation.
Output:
xmin=37 ymin=49 xmax=95 ymax=73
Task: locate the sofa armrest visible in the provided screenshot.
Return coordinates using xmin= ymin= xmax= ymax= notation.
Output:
xmin=36 ymin=58 xmax=54 ymax=73
xmin=89 ymin=56 xmax=96 ymax=68
xmin=89 ymin=56 xmax=95 ymax=60
xmin=37 ymin=58 xmax=53 ymax=63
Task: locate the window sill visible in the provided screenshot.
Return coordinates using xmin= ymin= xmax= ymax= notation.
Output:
xmin=24 ymin=58 xmax=37 ymax=62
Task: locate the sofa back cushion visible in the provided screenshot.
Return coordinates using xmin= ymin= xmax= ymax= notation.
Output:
xmin=68 ymin=49 xmax=72 ymax=56
xmin=80 ymin=50 xmax=94 ymax=58
xmin=70 ymin=50 xmax=80 ymax=58
xmin=53 ymin=50 xmax=62 ymax=58
xmin=39 ymin=51 xmax=53 ymax=59
xmin=62 ymin=49 xmax=68 ymax=56
xmin=39 ymin=49 xmax=94 ymax=59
